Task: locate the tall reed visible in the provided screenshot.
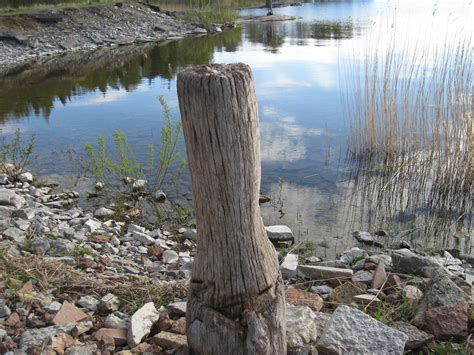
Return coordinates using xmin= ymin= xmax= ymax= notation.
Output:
xmin=344 ymin=30 xmax=473 ymax=252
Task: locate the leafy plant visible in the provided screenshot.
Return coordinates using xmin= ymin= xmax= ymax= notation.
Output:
xmin=0 ymin=128 xmax=36 ymax=176
xmin=84 ymin=96 xmax=186 ymax=194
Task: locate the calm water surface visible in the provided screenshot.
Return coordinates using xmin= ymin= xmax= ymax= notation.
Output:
xmin=1 ymin=0 xmax=472 ymax=253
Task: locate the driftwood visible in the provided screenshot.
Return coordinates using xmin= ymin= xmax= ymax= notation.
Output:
xmin=177 ymin=63 xmax=286 ymax=354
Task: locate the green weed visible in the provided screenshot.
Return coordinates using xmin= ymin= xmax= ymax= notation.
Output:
xmin=0 ymin=128 xmax=36 ymax=176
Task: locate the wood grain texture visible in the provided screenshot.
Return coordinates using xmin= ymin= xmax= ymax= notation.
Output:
xmin=177 ymin=63 xmax=286 ymax=354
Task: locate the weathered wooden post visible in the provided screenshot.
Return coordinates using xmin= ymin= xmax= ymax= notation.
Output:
xmin=177 ymin=64 xmax=286 ymax=354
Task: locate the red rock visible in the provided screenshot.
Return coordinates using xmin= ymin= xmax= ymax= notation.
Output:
xmin=4 ymin=312 xmax=21 ymax=327
xmin=99 ymin=256 xmax=113 ymax=266
xmin=425 ymin=302 xmax=468 ymax=340
xmin=52 ymin=301 xmax=88 ymax=326
xmin=286 ymin=287 xmax=324 ymax=312
xmin=170 ymin=317 xmax=186 ymax=335
xmin=88 ymin=234 xmax=110 ymax=243
xmin=364 ymin=261 xmax=377 ymax=271
xmin=328 ymin=282 xmax=367 ymax=308
xmin=148 ymin=244 xmax=164 ymax=258
xmin=93 ymin=328 xmax=128 ymax=346
xmin=19 ymin=280 xmax=35 ymax=293
xmin=158 ymin=313 xmax=173 ymax=332
xmin=386 ymin=274 xmax=402 ymax=291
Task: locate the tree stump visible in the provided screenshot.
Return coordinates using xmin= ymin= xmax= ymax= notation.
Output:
xmin=177 ymin=63 xmax=286 ymax=354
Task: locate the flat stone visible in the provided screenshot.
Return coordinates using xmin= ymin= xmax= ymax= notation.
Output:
xmin=131 ymin=231 xmax=155 ymax=245
xmin=372 ymin=261 xmax=387 ymax=289
xmin=351 ymin=270 xmax=373 ymax=285
xmin=152 ymin=331 xmax=187 ymax=350
xmin=19 ymin=323 xmax=76 ymax=350
xmin=352 ymin=294 xmax=381 ymax=305
xmin=425 ymin=302 xmax=468 ymax=340
xmin=93 ymin=328 xmax=128 ymax=346
xmin=281 ymin=253 xmax=298 ymax=278
xmin=265 ymin=225 xmax=295 ymax=245
xmin=310 ymin=285 xmax=333 ymax=295
xmin=328 ymin=282 xmax=367 ymax=308
xmin=286 ymin=305 xmax=318 ymax=350
xmin=94 ymin=207 xmax=114 ymax=218
xmin=53 ymin=301 xmax=89 ymax=326
xmin=286 ymin=287 xmax=324 ymax=312
xmin=391 ymin=321 xmax=434 ymax=350
xmin=77 ymin=296 xmax=100 ymax=312
xmin=391 ymin=249 xmax=439 ymax=277
xmin=298 ymin=265 xmax=353 ymax=280
xmin=0 ymin=188 xmax=26 ymax=209
xmin=317 ymin=305 xmax=408 ymax=354
xmin=167 ymin=301 xmax=187 ymax=316
xmin=127 ymin=302 xmax=161 ymax=347
xmin=2 ymin=227 xmax=25 ymax=244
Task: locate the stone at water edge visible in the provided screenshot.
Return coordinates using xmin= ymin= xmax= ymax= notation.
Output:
xmin=18 ymin=172 xmax=34 ymax=183
xmin=127 ymin=302 xmax=161 ymax=347
xmin=0 ymin=188 xmax=26 ymax=208
xmin=391 ymin=248 xmax=439 ymax=277
xmin=152 ymin=190 xmax=167 ymax=202
xmin=352 ymin=294 xmax=381 ymax=306
xmin=265 ymin=225 xmax=295 ymax=245
xmin=280 ymin=253 xmax=298 ymax=278
xmin=391 ymin=321 xmax=434 ymax=350
xmin=132 ymin=179 xmax=147 ymax=191
xmin=317 ymin=305 xmax=408 ymax=354
xmin=286 ymin=305 xmax=318 ymax=350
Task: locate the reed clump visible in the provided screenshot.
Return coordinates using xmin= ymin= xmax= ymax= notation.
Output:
xmin=345 ymin=32 xmax=473 ymax=252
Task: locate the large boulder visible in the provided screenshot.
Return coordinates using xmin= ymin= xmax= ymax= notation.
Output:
xmin=0 ymin=188 xmax=26 ymax=209
xmin=424 ymin=302 xmax=468 ymax=340
xmin=412 ymin=268 xmax=469 ymax=327
xmin=391 ymin=249 xmax=439 ymax=277
xmin=317 ymin=305 xmax=408 ymax=354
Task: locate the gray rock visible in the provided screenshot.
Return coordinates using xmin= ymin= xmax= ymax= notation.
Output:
xmin=104 ymin=312 xmax=130 ymax=329
xmin=412 ymin=268 xmax=469 ymax=327
xmin=0 ymin=206 xmax=12 ymax=230
xmin=162 ymin=250 xmax=179 ymax=264
xmin=317 ymin=305 xmax=408 ymax=354
xmin=265 ymin=225 xmax=295 ymax=245
xmin=65 ymin=343 xmax=98 ymax=355
xmin=0 ymin=299 xmax=11 ymax=318
xmin=127 ymin=223 xmax=146 ymax=234
xmin=286 ymin=305 xmax=318 ymax=349
xmin=298 ymin=265 xmax=353 ymax=280
xmin=18 ymin=172 xmax=33 ymax=183
xmin=281 ymin=253 xmax=298 ymax=278
xmin=0 ymin=173 xmax=9 ymax=185
xmin=352 ymin=231 xmax=383 ymax=247
xmin=192 ymin=27 xmax=207 ymax=34
xmin=46 ymin=301 xmax=63 ymax=312
xmin=131 ymin=231 xmax=155 ymax=245
xmin=0 ymin=188 xmax=26 ymax=208
xmin=167 ymin=301 xmax=187 ymax=316
xmin=30 ymin=237 xmax=51 ymax=254
xmin=391 ymin=249 xmax=439 ymax=277
xmin=367 ymin=254 xmax=392 ymax=266
xmin=77 ymin=296 xmax=100 ymax=312
xmin=98 ymin=293 xmax=120 ymax=313
xmin=19 ymin=323 xmax=76 ymax=350
xmin=391 ymin=321 xmax=434 ymax=350
xmin=132 ymin=179 xmax=147 ymax=191
xmin=351 ymin=270 xmax=373 ymax=285
xmin=2 ymin=227 xmax=25 ymax=244
xmin=84 ymin=219 xmax=102 ymax=233
xmin=313 ymin=312 xmax=331 ymax=341
xmin=339 ymin=247 xmax=365 ymax=265
xmin=127 ymin=302 xmax=160 ymax=347
xmin=13 ymin=208 xmax=35 ymax=220
xmin=183 ymin=228 xmax=197 ymax=241
xmin=94 ymin=207 xmax=114 ymax=218
xmin=310 ymin=285 xmax=333 ymax=295
xmin=53 ymin=238 xmax=76 ymax=255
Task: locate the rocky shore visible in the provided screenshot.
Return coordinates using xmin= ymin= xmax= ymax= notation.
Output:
xmin=0 ymin=2 xmax=221 ymax=71
xmin=0 ymin=166 xmax=473 ymax=354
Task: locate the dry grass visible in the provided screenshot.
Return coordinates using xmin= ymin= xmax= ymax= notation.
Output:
xmin=0 ymin=254 xmax=188 ymax=313
xmin=344 ymin=29 xmax=473 ymax=252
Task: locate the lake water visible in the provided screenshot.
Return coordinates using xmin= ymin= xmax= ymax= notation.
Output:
xmin=1 ymin=0 xmax=472 ymax=254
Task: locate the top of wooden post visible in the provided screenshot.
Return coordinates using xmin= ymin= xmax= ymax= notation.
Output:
xmin=177 ymin=63 xmax=252 ymax=80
